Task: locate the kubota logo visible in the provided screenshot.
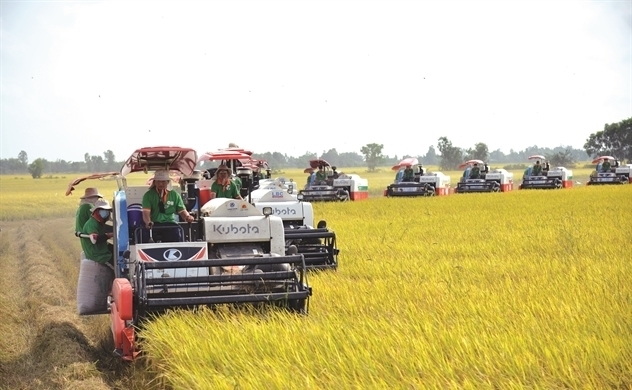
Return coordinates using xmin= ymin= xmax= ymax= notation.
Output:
xmin=274 ymin=207 xmax=297 ymax=215
xmin=211 ymin=224 xmax=260 ymax=235
xmin=163 ymin=249 xmax=182 ymax=261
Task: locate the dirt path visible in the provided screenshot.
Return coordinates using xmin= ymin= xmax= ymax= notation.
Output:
xmin=0 ymin=218 xmax=156 ymax=390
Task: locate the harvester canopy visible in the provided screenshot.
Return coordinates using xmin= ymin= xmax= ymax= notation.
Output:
xmin=458 ymin=159 xmax=485 ymax=169
xmin=65 ymin=172 xmax=119 ymax=196
xmin=304 ymin=168 xmax=314 ymax=174
xmin=592 ymin=156 xmax=616 ymax=164
xmin=527 ymin=155 xmax=546 ymax=161
xmin=392 ymin=157 xmax=419 ymax=171
xmin=121 ymin=146 xmax=197 ymax=177
xmin=198 ymin=150 xmax=252 ymax=163
xmin=308 ymin=159 xmax=332 ymax=169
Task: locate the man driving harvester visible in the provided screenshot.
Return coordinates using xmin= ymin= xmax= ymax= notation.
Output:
xmin=141 ymin=169 xmax=194 ymax=243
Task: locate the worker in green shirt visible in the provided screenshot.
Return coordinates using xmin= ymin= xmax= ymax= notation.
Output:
xmin=601 ymin=158 xmax=611 ymax=172
xmin=75 ymin=187 xmax=103 ymax=237
xmin=532 ymin=161 xmax=543 ymax=176
xmin=315 ymin=165 xmax=327 ymax=184
xmin=402 ymin=165 xmax=414 ymax=181
xmin=211 ymin=165 xmax=243 ymax=199
xmin=469 ymin=163 xmax=481 ymax=179
xmin=81 ymin=199 xmax=114 ymax=269
xmin=142 ymin=169 xmax=194 ymax=243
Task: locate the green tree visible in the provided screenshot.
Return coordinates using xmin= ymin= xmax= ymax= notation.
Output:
xmin=584 ymin=118 xmax=632 ymax=161
xmin=421 ymin=146 xmax=438 ymax=165
xmin=465 ymin=142 xmax=489 ymax=161
xmin=320 ymin=148 xmax=339 ymax=167
xmin=17 ymin=150 xmax=28 ymax=170
xmin=546 ymin=148 xmax=576 ymax=167
xmin=360 ymin=143 xmax=384 ymax=172
xmin=437 ymin=137 xmax=463 ymax=170
xmin=28 ymin=158 xmax=44 ymax=178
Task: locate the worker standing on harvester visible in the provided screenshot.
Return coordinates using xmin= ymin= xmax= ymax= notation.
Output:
xmin=601 ymin=158 xmax=611 ymax=172
xmin=75 ymin=188 xmax=103 ymax=237
xmin=80 ymin=199 xmax=114 ymax=269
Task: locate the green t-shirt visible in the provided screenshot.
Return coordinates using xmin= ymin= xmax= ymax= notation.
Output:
xmin=75 ymin=203 xmax=92 ymax=233
xmin=81 ymin=217 xmax=111 ymax=264
xmin=470 ymin=167 xmax=480 ymax=178
xmin=602 ymin=162 xmax=611 ymax=171
xmin=403 ymin=168 xmax=414 ymax=180
xmin=211 ymin=181 xmax=240 ymax=199
xmin=142 ymin=188 xmax=185 ymax=223
xmin=532 ymin=165 xmax=542 ymax=175
xmin=315 ymin=171 xmax=327 ymax=182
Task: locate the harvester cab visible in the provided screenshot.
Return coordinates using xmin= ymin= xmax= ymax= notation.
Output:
xmin=299 ymin=159 xmax=368 ymax=201
xmin=250 ymin=188 xmax=339 ymax=270
xmin=384 ymin=158 xmax=451 ymax=197
xmin=198 ymin=149 xmax=255 ymax=201
xmin=455 ymin=160 xmax=513 ymax=193
xmin=519 ymin=155 xmax=573 ymax=189
xmin=587 ymin=156 xmax=631 ymax=185
xmin=91 ymin=146 xmax=310 ymax=362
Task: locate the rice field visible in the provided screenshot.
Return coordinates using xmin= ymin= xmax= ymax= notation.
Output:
xmin=135 ymin=184 xmax=631 ymax=389
xmin=0 ymin=167 xmax=629 ymax=389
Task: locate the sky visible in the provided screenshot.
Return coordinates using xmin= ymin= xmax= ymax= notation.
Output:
xmin=1 ymin=0 xmax=630 ymax=163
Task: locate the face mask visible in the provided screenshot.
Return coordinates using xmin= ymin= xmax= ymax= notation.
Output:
xmin=98 ymin=210 xmax=110 ymax=220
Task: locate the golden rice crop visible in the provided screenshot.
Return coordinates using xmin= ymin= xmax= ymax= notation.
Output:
xmin=138 ymin=185 xmax=632 ymax=389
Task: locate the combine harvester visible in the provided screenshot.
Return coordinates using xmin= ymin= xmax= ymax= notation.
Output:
xmin=299 ymin=159 xmax=368 ymax=201
xmin=199 ymin=148 xmax=296 ymax=200
xmin=249 ymin=187 xmax=339 ymax=271
xmin=70 ymin=146 xmax=311 ymax=361
xmin=586 ymin=156 xmax=632 ymax=185
xmin=454 ymin=159 xmax=514 ymax=194
xmin=519 ymin=155 xmax=573 ymax=190
xmin=384 ymin=158 xmax=451 ymax=197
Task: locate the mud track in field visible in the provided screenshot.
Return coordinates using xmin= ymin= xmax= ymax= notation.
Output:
xmin=0 ymin=218 xmax=161 ymax=390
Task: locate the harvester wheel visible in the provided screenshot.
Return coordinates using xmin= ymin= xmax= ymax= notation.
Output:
xmin=337 ymin=189 xmax=350 ymax=201
xmin=492 ymin=183 xmax=500 ymax=192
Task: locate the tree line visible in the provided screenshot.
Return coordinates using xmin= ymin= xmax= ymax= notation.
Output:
xmin=2 ymin=117 xmax=629 ymax=177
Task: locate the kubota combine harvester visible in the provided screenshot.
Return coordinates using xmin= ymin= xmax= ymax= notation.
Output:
xmin=69 ymin=146 xmax=311 ymax=361
xmin=384 ymin=158 xmax=451 ymax=197
xmin=454 ymin=159 xmax=514 ymax=193
xmin=586 ymin=156 xmax=632 ymax=185
xmin=249 ymin=186 xmax=339 ymax=271
xmin=299 ymin=159 xmax=368 ymax=201
xmin=519 ymin=155 xmax=573 ymax=190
